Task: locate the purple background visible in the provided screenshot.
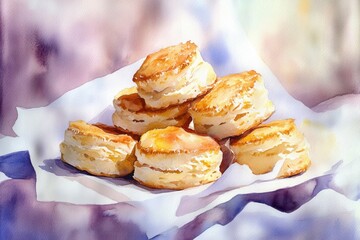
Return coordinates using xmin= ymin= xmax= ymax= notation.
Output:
xmin=1 ymin=1 xmax=360 ymax=239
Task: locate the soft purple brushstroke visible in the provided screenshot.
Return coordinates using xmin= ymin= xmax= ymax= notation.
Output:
xmin=1 ymin=1 xmax=359 ymax=136
xmin=312 ymin=94 xmax=360 ymax=113
xmin=155 ymin=172 xmax=359 ymax=240
xmin=0 ymin=178 xmax=147 ymax=240
xmin=1 ymin=1 xmax=359 ymax=238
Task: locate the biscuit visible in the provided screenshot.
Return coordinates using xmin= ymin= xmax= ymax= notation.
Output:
xmin=230 ymin=119 xmax=311 ymax=178
xmin=133 ymin=126 xmax=222 ymax=190
xmin=133 ymin=41 xmax=217 ymax=109
xmin=60 ymin=120 xmax=137 ymax=177
xmin=189 ymin=70 xmax=275 ymax=139
xmin=112 ymin=87 xmax=191 ymax=135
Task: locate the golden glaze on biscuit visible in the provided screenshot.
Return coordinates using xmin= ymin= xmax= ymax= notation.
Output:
xmin=133 ymin=126 xmax=222 ymax=189
xmin=133 ymin=41 xmax=217 ymax=109
xmin=133 ymin=41 xmax=197 ymax=83
xmin=189 ymin=70 xmax=275 ymax=139
xmin=68 ymin=120 xmax=134 ymax=145
xmin=231 ymin=119 xmax=296 ymax=146
xmin=112 ymin=87 xmax=192 ymax=135
xmin=191 ymin=71 xmax=260 ymax=116
xmin=137 ymin=126 xmax=220 ymax=154
xmin=114 ymin=87 xmax=191 ymax=114
xmin=60 ymin=120 xmax=137 ymax=177
xmin=230 ymin=119 xmax=311 ymax=178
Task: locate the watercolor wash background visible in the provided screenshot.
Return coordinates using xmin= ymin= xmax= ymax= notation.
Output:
xmin=1 ymin=1 xmax=360 ymax=239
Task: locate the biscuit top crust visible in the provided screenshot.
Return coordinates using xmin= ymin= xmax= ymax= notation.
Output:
xmin=133 ymin=41 xmax=198 ymax=82
xmin=138 ymin=126 xmax=220 ymax=154
xmin=190 ymin=70 xmax=261 ymax=114
xmin=231 ymin=119 xmax=296 ymax=146
xmin=114 ymin=87 xmax=146 ymax=112
xmin=113 ymin=87 xmax=190 ymax=113
xmin=67 ymin=120 xmax=135 ymax=144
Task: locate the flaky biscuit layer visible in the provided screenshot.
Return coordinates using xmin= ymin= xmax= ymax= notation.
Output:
xmin=112 ymin=87 xmax=191 ymax=135
xmin=133 ymin=162 xmax=221 ymax=190
xmin=133 ymin=41 xmax=217 ymax=109
xmin=135 ymin=149 xmax=222 ymax=173
xmin=190 ymin=71 xmax=275 ymax=139
xmin=134 ymin=126 xmax=222 ymax=189
xmin=60 ymin=120 xmax=137 ymax=177
xmin=230 ymin=119 xmax=311 ymax=178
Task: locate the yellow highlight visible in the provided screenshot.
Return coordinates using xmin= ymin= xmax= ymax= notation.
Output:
xmin=298 ymin=0 xmax=310 ymax=17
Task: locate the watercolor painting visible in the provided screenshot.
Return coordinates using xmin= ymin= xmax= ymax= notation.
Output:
xmin=1 ymin=1 xmax=360 ymax=239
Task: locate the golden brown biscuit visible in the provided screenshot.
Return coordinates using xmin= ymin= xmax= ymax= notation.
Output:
xmin=112 ymin=87 xmax=191 ymax=135
xmin=60 ymin=120 xmax=137 ymax=177
xmin=133 ymin=126 xmax=222 ymax=190
xmin=133 ymin=41 xmax=217 ymax=109
xmin=189 ymin=70 xmax=275 ymax=139
xmin=230 ymin=119 xmax=311 ymax=178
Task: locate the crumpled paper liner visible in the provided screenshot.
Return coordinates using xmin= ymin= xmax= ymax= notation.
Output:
xmin=1 ymin=54 xmax=359 ymax=239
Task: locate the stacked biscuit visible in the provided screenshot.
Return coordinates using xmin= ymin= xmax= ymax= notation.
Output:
xmin=112 ymin=87 xmax=192 ymax=135
xmin=60 ymin=41 xmax=311 ymax=190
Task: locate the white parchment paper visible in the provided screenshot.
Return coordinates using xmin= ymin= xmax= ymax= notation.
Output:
xmin=1 ymin=46 xmax=359 ymax=238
